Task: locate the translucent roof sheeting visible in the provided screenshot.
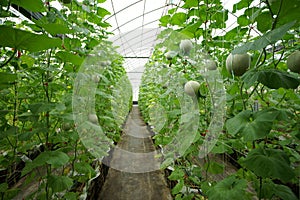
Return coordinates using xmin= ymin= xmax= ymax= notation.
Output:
xmin=100 ymin=0 xmax=242 ymax=101
xmin=103 ymin=1 xmax=178 ymax=58
xmin=101 ymin=0 xmax=181 ymax=101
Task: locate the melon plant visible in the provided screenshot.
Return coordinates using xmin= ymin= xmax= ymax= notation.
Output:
xmin=287 ymin=50 xmax=300 ymax=73
xmin=226 ymin=53 xmax=250 ymax=76
xmin=0 ymin=0 xmax=133 ymax=199
xmin=140 ymin=1 xmax=299 ymax=199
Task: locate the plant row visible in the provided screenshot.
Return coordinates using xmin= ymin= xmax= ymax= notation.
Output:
xmin=139 ymin=0 xmax=300 ymax=199
xmin=0 ymin=0 xmax=132 ymax=199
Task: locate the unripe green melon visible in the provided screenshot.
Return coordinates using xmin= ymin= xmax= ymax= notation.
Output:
xmin=165 ymin=51 xmax=177 ymax=60
xmin=180 ymin=40 xmax=193 ymax=55
xmin=207 ymin=60 xmax=217 ymax=70
xmin=88 ymin=114 xmax=98 ymax=124
xmin=93 ymin=75 xmax=100 ymax=83
xmin=226 ymin=53 xmax=250 ymax=76
xmin=184 ymin=81 xmax=200 ymax=97
xmin=287 ymin=50 xmax=300 ymax=73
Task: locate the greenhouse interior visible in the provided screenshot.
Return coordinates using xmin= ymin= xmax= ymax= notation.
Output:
xmin=0 ymin=0 xmax=300 ymax=199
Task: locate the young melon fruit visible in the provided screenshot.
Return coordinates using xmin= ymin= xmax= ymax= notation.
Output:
xmin=165 ymin=51 xmax=177 ymax=60
xmin=93 ymin=75 xmax=100 ymax=83
xmin=88 ymin=114 xmax=98 ymax=124
xmin=206 ymin=60 xmax=217 ymax=70
xmin=180 ymin=40 xmax=193 ymax=55
xmin=62 ymin=123 xmax=72 ymax=131
xmin=287 ymin=50 xmax=300 ymax=73
xmin=184 ymin=81 xmax=200 ymax=97
xmin=226 ymin=53 xmax=250 ymax=76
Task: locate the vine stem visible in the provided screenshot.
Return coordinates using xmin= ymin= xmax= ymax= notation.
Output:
xmin=0 ymin=49 xmax=17 ymax=68
xmin=71 ymin=140 xmax=79 ymax=177
xmin=240 ymin=82 xmax=247 ymax=110
xmin=43 ymin=48 xmax=53 ymax=200
xmin=273 ymin=42 xmax=285 ymax=68
xmin=259 ymin=176 xmax=263 ymax=200
xmin=45 ymin=164 xmax=52 ymax=200
xmin=11 ymin=75 xmax=20 ymax=185
xmin=254 ymin=48 xmax=267 ymax=69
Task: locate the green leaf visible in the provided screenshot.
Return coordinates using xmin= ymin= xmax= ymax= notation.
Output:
xmin=160 ymin=157 xmax=174 ymax=169
xmin=0 ymin=0 xmax=9 ymax=6
xmin=97 ymin=7 xmax=111 ymax=18
xmin=224 ymin=27 xmax=248 ymax=41
xmin=0 ymin=183 xmax=8 ymax=193
xmin=48 ymin=175 xmax=73 ymax=193
xmin=172 ymin=180 xmax=184 ymax=195
xmin=241 ymin=69 xmax=259 ymax=88
xmin=237 ymin=15 xmax=248 ymax=26
xmin=226 ymin=110 xmax=252 ymax=136
xmin=180 ymin=21 xmax=202 ymax=38
xmin=232 ymin=21 xmax=296 ymax=54
xmin=36 ymin=21 xmax=74 ymax=36
xmin=56 ymin=51 xmax=84 ymax=65
xmin=21 ymin=55 xmax=35 ymax=67
xmin=0 ymin=126 xmax=18 ymax=140
xmin=233 ymin=0 xmax=252 ymax=12
xmin=182 ymin=0 xmax=199 ymax=8
xmin=242 ymin=69 xmax=300 ymax=89
xmin=168 ymin=167 xmax=185 ymax=180
xmin=204 ymin=161 xmax=224 ymax=174
xmin=0 ymin=26 xmax=61 ymax=52
xmin=256 ymin=12 xmax=272 ymax=33
xmin=211 ymin=143 xmax=233 ymax=154
xmin=159 ymin=15 xmax=171 ymax=27
xmin=22 ymin=151 xmax=69 ymax=175
xmin=22 ymin=153 xmax=48 ymax=176
xmin=64 ymin=192 xmax=78 ymax=200
xmin=258 ymin=179 xmax=298 ymax=199
xmin=257 ymin=69 xmax=300 ymax=89
xmin=74 ymin=162 xmax=96 ymax=179
xmin=171 ymin=13 xmax=187 ymax=26
xmin=28 ymin=102 xmax=56 ymax=114
xmin=0 ymin=72 xmax=17 ymax=89
xmin=259 ymin=179 xmax=278 ymax=199
xmin=207 ymin=176 xmax=250 ymax=200
xmin=45 ymin=151 xmax=69 ymax=168
xmin=226 ymin=109 xmax=281 ymax=141
xmin=245 ymin=7 xmax=262 ymax=23
xmin=273 ymin=184 xmax=298 ymax=200
xmin=242 ymin=148 xmax=295 ymax=182
xmin=270 ymin=0 xmax=300 ymax=28
xmin=11 ymin=0 xmax=45 ymax=12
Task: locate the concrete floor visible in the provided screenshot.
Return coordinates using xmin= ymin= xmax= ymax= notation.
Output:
xmin=98 ymin=105 xmax=172 ymax=200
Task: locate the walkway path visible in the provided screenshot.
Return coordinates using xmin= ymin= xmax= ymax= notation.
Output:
xmin=98 ymin=105 xmax=172 ymax=200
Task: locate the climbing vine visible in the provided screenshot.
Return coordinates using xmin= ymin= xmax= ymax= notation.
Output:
xmin=0 ymin=0 xmax=131 ymax=199
xmin=139 ymin=0 xmax=300 ymax=199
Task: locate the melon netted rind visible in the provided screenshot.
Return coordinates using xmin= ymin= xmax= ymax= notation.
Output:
xmin=180 ymin=40 xmax=193 ymax=55
xmin=226 ymin=53 xmax=250 ymax=76
xmin=184 ymin=81 xmax=200 ymax=97
xmin=287 ymin=50 xmax=300 ymax=73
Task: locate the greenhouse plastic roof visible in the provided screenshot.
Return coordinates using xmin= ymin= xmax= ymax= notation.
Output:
xmin=100 ymin=0 xmax=182 ymax=100
xmin=100 ymin=0 xmax=241 ymax=100
xmin=102 ymin=0 xmax=178 ymax=67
